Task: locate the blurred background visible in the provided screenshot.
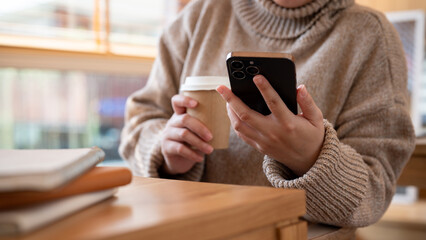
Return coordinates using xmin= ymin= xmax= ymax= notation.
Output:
xmin=0 ymin=0 xmax=425 ymax=239
xmin=1 ymin=0 xmax=425 ymax=165
xmin=0 ymin=0 xmax=190 ymax=164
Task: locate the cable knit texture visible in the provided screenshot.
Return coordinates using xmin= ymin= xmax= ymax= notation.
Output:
xmin=264 ymin=120 xmax=369 ymax=225
xmin=119 ymin=0 xmax=415 ymax=234
xmin=233 ymin=0 xmax=354 ymax=39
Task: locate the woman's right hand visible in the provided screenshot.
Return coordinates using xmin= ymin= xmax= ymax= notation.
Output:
xmin=161 ymin=95 xmax=214 ymax=175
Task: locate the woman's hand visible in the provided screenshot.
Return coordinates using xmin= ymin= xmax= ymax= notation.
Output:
xmin=217 ymin=75 xmax=324 ymax=176
xmin=161 ymin=95 xmax=214 ymax=175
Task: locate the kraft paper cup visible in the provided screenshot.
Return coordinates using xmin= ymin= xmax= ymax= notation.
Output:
xmin=180 ymin=76 xmax=231 ymax=149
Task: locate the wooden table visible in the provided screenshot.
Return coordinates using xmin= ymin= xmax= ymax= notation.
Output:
xmin=398 ymin=138 xmax=426 ymax=189
xmin=4 ymin=177 xmax=307 ymax=240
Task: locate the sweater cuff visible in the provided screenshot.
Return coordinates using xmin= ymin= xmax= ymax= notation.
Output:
xmin=132 ymin=120 xmax=204 ymax=181
xmin=263 ymin=119 xmax=369 ymax=225
xmin=263 ymin=155 xmax=299 ymax=180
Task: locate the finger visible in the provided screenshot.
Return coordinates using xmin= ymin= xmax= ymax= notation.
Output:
xmin=163 ymin=155 xmax=196 ymax=174
xmin=171 ymin=95 xmax=198 ymax=115
xmin=237 ymin=132 xmax=259 ymax=150
xmin=253 ymin=75 xmax=293 ymax=119
xmin=297 ymin=85 xmax=323 ymax=126
xmin=216 ymin=85 xmax=263 ymax=128
xmin=169 ymin=114 xmax=213 ymax=142
xmin=226 ymin=110 xmax=259 ymax=150
xmin=227 ymin=104 xmax=262 ymax=142
xmin=164 ymin=140 xmax=204 ymax=162
xmin=167 ymin=127 xmax=214 ymax=154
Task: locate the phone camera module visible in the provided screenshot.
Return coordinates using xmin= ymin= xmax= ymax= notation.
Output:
xmin=231 ymin=60 xmax=244 ymax=70
xmin=232 ymin=71 xmax=245 ymax=80
xmin=246 ymin=66 xmax=260 ymax=75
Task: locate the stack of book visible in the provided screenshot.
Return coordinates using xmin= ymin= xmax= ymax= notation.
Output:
xmin=0 ymin=147 xmax=132 ymax=235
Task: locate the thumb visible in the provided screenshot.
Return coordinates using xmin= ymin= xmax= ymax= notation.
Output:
xmin=297 ymin=85 xmax=323 ymax=125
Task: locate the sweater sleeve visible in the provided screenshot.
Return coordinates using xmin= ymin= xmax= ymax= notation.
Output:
xmin=118 ymin=2 xmax=205 ymax=181
xmin=263 ymin=14 xmax=415 ymax=227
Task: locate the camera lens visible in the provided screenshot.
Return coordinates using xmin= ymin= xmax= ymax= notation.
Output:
xmin=232 ymin=71 xmax=245 ymax=80
xmin=231 ymin=60 xmax=244 ymax=70
xmin=246 ymin=66 xmax=260 ymax=75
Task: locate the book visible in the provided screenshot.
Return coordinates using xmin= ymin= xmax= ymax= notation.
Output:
xmin=0 ymin=188 xmax=117 ymax=235
xmin=0 ymin=167 xmax=132 ymax=209
xmin=0 ymin=147 xmax=105 ymax=192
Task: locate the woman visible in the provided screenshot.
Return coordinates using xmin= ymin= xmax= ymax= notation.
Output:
xmin=119 ymin=0 xmax=415 ymax=235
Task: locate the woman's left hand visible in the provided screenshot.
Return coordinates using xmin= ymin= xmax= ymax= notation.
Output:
xmin=217 ymin=75 xmax=325 ymax=176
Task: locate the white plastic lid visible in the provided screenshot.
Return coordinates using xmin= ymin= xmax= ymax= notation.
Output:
xmin=180 ymin=76 xmax=230 ymax=91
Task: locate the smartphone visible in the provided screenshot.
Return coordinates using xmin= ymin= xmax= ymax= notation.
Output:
xmin=226 ymin=51 xmax=297 ymax=115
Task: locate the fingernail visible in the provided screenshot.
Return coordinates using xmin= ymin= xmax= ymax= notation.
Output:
xmin=216 ymin=86 xmax=224 ymax=94
xmin=189 ymin=100 xmax=197 ymax=107
xmin=300 ymin=85 xmax=307 ymax=97
xmin=206 ymin=145 xmax=214 ymax=154
xmin=253 ymin=75 xmax=263 ymax=84
xmin=205 ymin=132 xmax=213 ymax=141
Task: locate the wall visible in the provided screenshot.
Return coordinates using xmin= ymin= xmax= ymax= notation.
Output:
xmin=356 ymin=0 xmax=426 ymax=13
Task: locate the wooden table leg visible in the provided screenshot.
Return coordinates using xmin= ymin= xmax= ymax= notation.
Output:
xmin=277 ymin=219 xmax=307 ymax=240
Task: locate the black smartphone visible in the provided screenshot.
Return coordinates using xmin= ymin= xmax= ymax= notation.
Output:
xmin=226 ymin=51 xmax=297 ymax=115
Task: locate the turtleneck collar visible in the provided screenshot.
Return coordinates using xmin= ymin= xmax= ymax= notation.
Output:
xmin=232 ymin=0 xmax=354 ymax=40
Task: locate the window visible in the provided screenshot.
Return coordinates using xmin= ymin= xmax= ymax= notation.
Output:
xmin=0 ymin=68 xmax=146 ymax=162
xmin=0 ymin=0 xmax=181 ymax=56
xmin=0 ymin=1 xmax=188 ymax=164
xmin=386 ymin=10 xmax=425 ymax=135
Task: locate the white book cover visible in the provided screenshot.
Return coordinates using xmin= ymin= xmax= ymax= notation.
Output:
xmin=0 ymin=188 xmax=117 ymax=235
xmin=0 ymin=147 xmax=105 ymax=191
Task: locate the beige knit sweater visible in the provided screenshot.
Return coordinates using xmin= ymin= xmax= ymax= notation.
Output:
xmin=119 ymin=0 xmax=415 ymax=229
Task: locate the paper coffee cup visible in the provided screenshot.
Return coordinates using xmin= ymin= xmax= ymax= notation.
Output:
xmin=180 ymin=76 xmax=231 ymax=149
